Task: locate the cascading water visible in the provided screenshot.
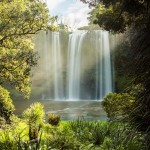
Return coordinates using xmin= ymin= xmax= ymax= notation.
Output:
xmin=67 ymin=31 xmax=87 ymax=100
xmin=33 ymin=30 xmax=113 ymax=100
xmin=103 ymin=31 xmax=113 ymax=95
xmin=33 ymin=31 xmax=64 ymax=100
xmin=51 ymin=32 xmax=64 ymax=99
xmin=95 ymin=31 xmax=112 ymax=99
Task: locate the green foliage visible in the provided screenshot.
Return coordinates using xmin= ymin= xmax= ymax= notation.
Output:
xmin=80 ymin=0 xmax=99 ymax=7
xmin=84 ymin=1 xmax=150 ymax=144
xmin=0 ymin=86 xmax=15 ymax=122
xmin=47 ymin=113 xmax=61 ymax=126
xmin=102 ymin=93 xmax=135 ymax=120
xmin=69 ymin=120 xmax=146 ymax=149
xmin=107 ymin=123 xmax=146 ymax=150
xmin=69 ymin=119 xmax=94 ymax=143
xmin=0 ymin=122 xmax=40 ymax=150
xmin=113 ymin=40 xmax=133 ymax=92
xmin=0 ymin=118 xmax=27 ymax=150
xmin=0 ymin=118 xmax=147 ymax=150
xmin=48 ymin=125 xmax=80 ymax=149
xmin=127 ymin=32 xmax=150 ymax=134
xmin=0 ymin=117 xmax=5 ymax=128
xmin=129 ymin=84 xmax=144 ymax=97
xmin=87 ymin=0 xmax=150 ymax=33
xmin=69 ymin=120 xmax=111 ymax=146
xmin=58 ymin=22 xmax=69 ymax=32
xmin=0 ymin=0 xmax=50 ymax=98
xmin=47 ymin=16 xmax=69 ymax=32
xmin=91 ymin=122 xmax=106 ymax=145
xmin=23 ymin=102 xmax=45 ymax=125
xmin=23 ymin=102 xmax=45 ymax=140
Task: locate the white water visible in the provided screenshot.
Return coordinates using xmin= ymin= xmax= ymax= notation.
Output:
xmin=66 ymin=30 xmax=112 ymax=100
xmin=51 ymin=32 xmax=64 ymax=99
xmin=33 ymin=30 xmax=113 ymax=100
xmin=67 ymin=31 xmax=87 ymax=100
xmin=103 ymin=31 xmax=112 ymax=95
xmin=95 ymin=31 xmax=112 ymax=99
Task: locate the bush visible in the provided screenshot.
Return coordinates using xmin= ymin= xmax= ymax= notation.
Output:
xmin=23 ymin=102 xmax=45 ymax=125
xmin=48 ymin=125 xmax=80 ymax=149
xmin=23 ymin=102 xmax=45 ymax=140
xmin=47 ymin=113 xmax=60 ymax=126
xmin=69 ymin=119 xmax=146 ymax=149
xmin=102 ymin=93 xmax=135 ymax=121
xmin=69 ymin=119 xmax=93 ymax=142
xmin=69 ymin=119 xmax=108 ymax=145
xmin=100 ymin=122 xmax=146 ymax=150
xmin=0 ymin=117 xmax=6 ymax=128
xmin=0 ymin=86 xmax=15 ymax=122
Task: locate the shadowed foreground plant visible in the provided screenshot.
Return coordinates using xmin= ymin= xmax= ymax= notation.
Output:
xmin=69 ymin=119 xmax=147 ymax=149
xmin=47 ymin=113 xmax=60 ymax=126
xmin=48 ymin=123 xmax=81 ymax=150
xmin=0 ymin=117 xmax=6 ymax=129
xmin=0 ymin=86 xmax=15 ymax=123
xmin=69 ymin=119 xmax=107 ymax=145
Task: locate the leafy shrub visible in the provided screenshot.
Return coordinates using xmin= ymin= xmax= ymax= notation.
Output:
xmin=69 ymin=119 xmax=108 ymax=145
xmin=100 ymin=122 xmax=146 ymax=150
xmin=69 ymin=119 xmax=93 ymax=142
xmin=0 ymin=118 xmax=147 ymax=150
xmin=48 ymin=125 xmax=80 ymax=149
xmin=102 ymin=93 xmax=135 ymax=120
xmin=69 ymin=119 xmax=147 ymax=149
xmin=47 ymin=113 xmax=60 ymax=126
xmin=0 ymin=117 xmax=5 ymax=128
xmin=91 ymin=122 xmax=106 ymax=145
xmin=23 ymin=102 xmax=45 ymax=140
xmin=23 ymin=102 xmax=45 ymax=125
xmin=0 ymin=86 xmax=15 ymax=122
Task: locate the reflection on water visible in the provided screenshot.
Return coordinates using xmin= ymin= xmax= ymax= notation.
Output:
xmin=14 ymin=100 xmax=107 ymax=121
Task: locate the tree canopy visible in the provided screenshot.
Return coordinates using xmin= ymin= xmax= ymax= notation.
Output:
xmin=84 ymin=0 xmax=150 ymax=33
xmin=0 ymin=0 xmax=50 ymax=98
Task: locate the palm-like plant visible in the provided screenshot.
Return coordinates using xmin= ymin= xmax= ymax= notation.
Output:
xmin=23 ymin=102 xmax=45 ymax=141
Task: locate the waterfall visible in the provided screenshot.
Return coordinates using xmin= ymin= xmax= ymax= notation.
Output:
xmin=67 ymin=31 xmax=87 ymax=100
xmin=35 ymin=31 xmax=64 ymax=100
xmin=66 ymin=30 xmax=112 ymax=100
xmin=103 ymin=31 xmax=112 ymax=95
xmin=95 ymin=31 xmax=112 ymax=99
xmin=51 ymin=32 xmax=64 ymax=99
xmin=33 ymin=30 xmax=113 ymax=101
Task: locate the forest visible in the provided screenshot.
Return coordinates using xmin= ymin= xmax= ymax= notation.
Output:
xmin=0 ymin=0 xmax=150 ymax=149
